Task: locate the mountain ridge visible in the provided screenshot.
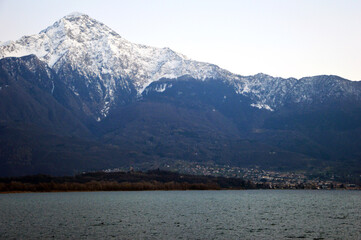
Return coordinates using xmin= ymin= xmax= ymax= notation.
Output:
xmin=1 ymin=13 xmax=361 ymax=178
xmin=2 ymin=13 xmax=359 ymax=120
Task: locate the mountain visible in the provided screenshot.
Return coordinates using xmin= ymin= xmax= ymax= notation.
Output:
xmin=0 ymin=12 xmax=238 ymax=120
xmin=1 ymin=13 xmax=361 ymax=178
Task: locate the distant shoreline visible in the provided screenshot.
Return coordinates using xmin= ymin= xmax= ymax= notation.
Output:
xmin=1 ymin=170 xmax=359 ymax=193
xmin=0 ymin=170 xmax=252 ymax=193
xmin=2 ymin=188 xmax=360 ymax=194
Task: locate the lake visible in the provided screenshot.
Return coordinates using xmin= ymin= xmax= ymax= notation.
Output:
xmin=1 ymin=190 xmax=360 ymax=239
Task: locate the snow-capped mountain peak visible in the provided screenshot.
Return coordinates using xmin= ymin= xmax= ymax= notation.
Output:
xmin=1 ymin=13 xmax=358 ymax=120
xmin=65 ymin=12 xmax=87 ymax=18
xmin=0 ymin=13 xmax=241 ymax=118
xmin=0 ymin=13 xmax=236 ymax=90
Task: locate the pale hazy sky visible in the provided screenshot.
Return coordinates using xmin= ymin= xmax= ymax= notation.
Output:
xmin=1 ymin=0 xmax=360 ymax=80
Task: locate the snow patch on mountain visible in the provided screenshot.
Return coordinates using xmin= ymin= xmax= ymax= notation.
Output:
xmin=250 ymin=103 xmax=274 ymax=111
xmin=154 ymin=83 xmax=173 ymax=93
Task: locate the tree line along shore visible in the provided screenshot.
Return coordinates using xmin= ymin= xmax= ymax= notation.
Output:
xmin=1 ymin=170 xmax=359 ymax=193
xmin=0 ymin=170 xmax=258 ymax=192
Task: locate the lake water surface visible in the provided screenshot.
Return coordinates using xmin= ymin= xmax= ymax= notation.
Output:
xmin=1 ymin=190 xmax=361 ymax=239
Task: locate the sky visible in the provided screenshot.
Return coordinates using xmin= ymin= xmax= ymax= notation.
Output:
xmin=0 ymin=0 xmax=361 ymax=80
